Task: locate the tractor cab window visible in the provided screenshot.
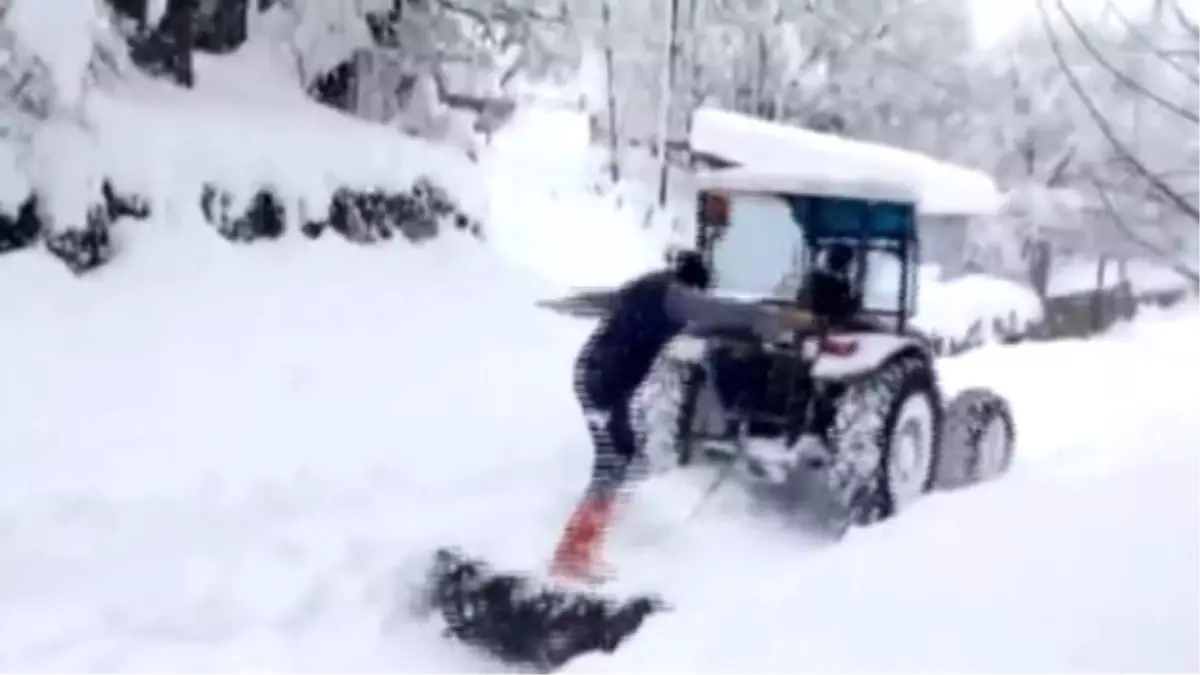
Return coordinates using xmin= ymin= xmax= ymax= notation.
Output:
xmin=861 ymin=247 xmax=918 ymax=316
xmin=698 ymin=188 xmax=918 ymax=321
xmin=706 ymin=192 xmax=806 ymax=300
xmin=785 ymin=195 xmax=918 ymax=320
xmin=795 ymin=242 xmax=917 ymax=320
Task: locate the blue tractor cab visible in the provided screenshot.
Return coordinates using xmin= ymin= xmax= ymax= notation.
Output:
xmin=692 ymin=167 xmax=921 ymax=333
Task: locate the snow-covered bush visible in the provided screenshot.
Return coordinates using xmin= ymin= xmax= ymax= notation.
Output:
xmin=0 ymin=194 xmax=39 ymax=253
xmin=201 ymin=177 xmax=483 ymax=246
xmin=0 ymin=176 xmax=149 ymax=274
xmin=913 ymin=273 xmax=1045 ymax=356
xmin=0 ymin=0 xmax=489 ymax=276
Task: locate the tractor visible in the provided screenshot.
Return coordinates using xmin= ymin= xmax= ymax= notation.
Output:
xmin=544 ymin=167 xmax=1017 ymax=538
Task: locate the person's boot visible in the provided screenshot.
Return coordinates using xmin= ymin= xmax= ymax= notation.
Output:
xmin=549 ymin=491 xmax=617 ymax=586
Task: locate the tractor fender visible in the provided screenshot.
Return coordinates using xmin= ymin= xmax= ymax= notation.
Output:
xmin=810 ymin=332 xmax=930 ymax=380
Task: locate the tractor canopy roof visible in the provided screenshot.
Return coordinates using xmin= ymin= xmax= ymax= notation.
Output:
xmin=694 ymin=166 xmax=920 ymax=245
xmin=693 ymin=165 xmax=919 ymax=205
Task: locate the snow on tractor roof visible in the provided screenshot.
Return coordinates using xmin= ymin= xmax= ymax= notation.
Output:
xmin=693 ymin=165 xmax=918 ymax=204
xmin=689 ymin=108 xmax=1002 ymax=217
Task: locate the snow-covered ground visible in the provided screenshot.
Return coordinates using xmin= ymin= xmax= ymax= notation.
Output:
xmin=582 ymin=305 xmax=1199 ymax=673
xmin=0 ymin=225 xmax=583 ymax=672
xmin=3 ymin=204 xmax=1198 ymax=672
xmin=1 ymin=32 xmax=1196 ymax=672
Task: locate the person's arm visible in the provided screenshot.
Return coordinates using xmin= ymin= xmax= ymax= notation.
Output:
xmin=663 ymin=283 xmax=810 ymax=336
xmin=536 ymin=288 xmax=620 ymax=318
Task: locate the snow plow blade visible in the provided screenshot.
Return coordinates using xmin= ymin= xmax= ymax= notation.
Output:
xmin=424 ymin=547 xmax=663 ymax=672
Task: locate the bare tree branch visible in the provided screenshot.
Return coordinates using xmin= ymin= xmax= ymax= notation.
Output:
xmin=1084 ymin=169 xmax=1199 ymax=285
xmin=804 ymin=7 xmax=970 ymax=104
xmin=1054 ymin=0 xmax=1198 ymax=124
xmin=1168 ymin=0 xmax=1199 ymax=39
xmin=1037 ymin=0 xmax=1199 ymax=221
xmin=1104 ymin=0 xmax=1198 ymax=85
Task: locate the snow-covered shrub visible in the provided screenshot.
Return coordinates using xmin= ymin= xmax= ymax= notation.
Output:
xmin=0 ymin=169 xmax=149 ymax=272
xmin=200 ymin=184 xmax=285 ymax=243
xmin=101 ymin=179 xmax=149 ymax=221
xmin=0 ymin=194 xmax=40 ymax=253
xmin=314 ymin=180 xmax=483 ymax=244
xmin=127 ymin=25 xmax=194 ymax=89
xmin=0 ymin=0 xmax=151 ymax=274
xmin=200 ymin=176 xmax=483 ymax=247
xmin=36 ymin=179 xmax=149 ymax=274
xmin=118 ymin=0 xmax=250 ymax=88
xmin=0 ymin=1 xmax=485 ymax=274
xmin=44 ymin=202 xmax=112 ymax=274
xmin=925 ymin=311 xmax=1036 ymax=357
xmin=914 ymin=273 xmax=1045 ymax=356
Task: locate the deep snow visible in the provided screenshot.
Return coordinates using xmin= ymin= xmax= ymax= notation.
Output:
xmin=1 ymin=31 xmax=1196 ymax=672
xmin=2 ymin=215 xmax=1197 ymax=672
xmin=579 ymin=306 xmax=1200 ymax=673
xmin=0 ymin=227 xmax=582 ymax=672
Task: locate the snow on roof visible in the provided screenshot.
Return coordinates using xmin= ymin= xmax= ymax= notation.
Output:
xmin=693 ymin=165 xmax=918 ymax=204
xmin=689 ymin=108 xmax=1002 ymax=217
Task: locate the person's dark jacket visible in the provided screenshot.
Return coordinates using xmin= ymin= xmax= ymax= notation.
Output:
xmin=575 ymin=270 xmax=791 ymax=408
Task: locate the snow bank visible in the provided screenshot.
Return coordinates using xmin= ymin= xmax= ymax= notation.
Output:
xmin=915 ymin=273 xmax=1044 ymax=349
xmin=81 ymin=69 xmax=483 ymax=229
xmin=690 ymin=107 xmax=1002 ymax=216
xmin=482 ymin=105 xmax=663 ymax=288
xmin=2 ymin=44 xmax=489 ymax=272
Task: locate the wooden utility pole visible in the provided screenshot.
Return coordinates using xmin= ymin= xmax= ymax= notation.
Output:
xmin=680 ymin=0 xmax=706 ymax=176
xmin=601 ymin=0 xmax=620 ymax=183
xmin=656 ymin=0 xmax=682 ymax=208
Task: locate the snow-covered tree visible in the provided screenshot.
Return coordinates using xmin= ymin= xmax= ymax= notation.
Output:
xmin=1033 ymin=0 xmax=1198 ymax=284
